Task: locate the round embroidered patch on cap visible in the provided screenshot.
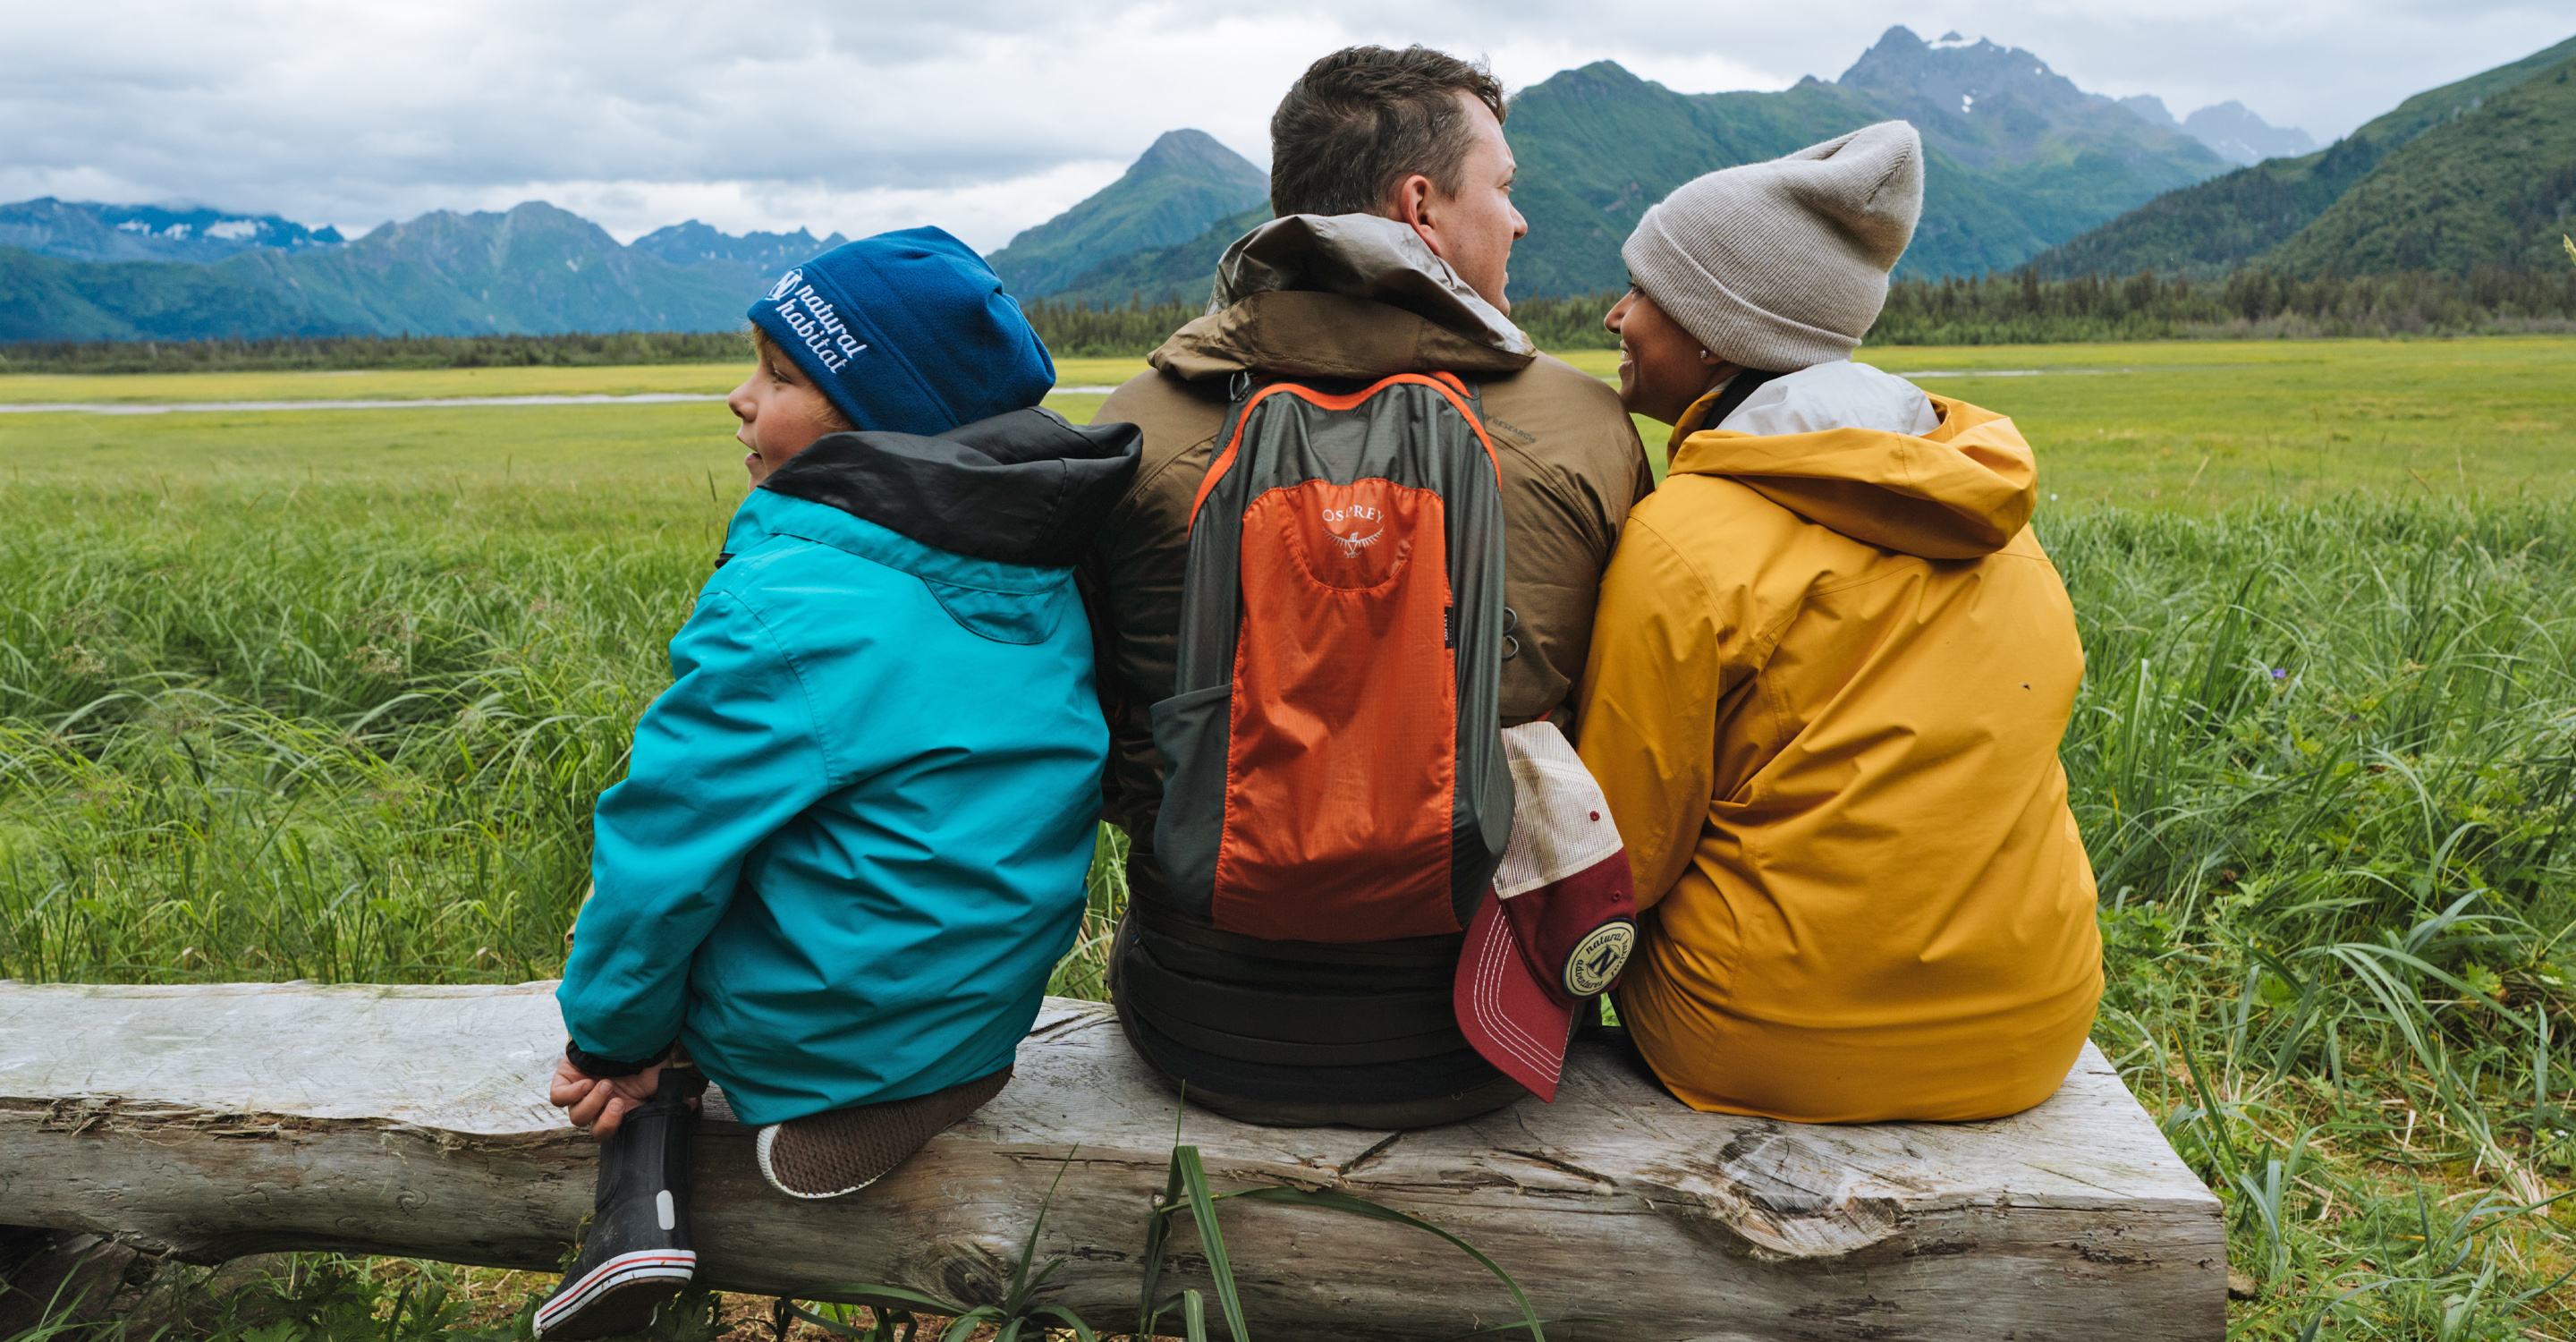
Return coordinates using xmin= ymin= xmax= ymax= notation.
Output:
xmin=1563 ymin=921 xmax=1636 ymax=998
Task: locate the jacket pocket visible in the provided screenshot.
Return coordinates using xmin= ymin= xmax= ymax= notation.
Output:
xmin=1148 ymin=684 xmax=1231 ymax=918
xmin=920 ymin=576 xmax=1065 ymax=644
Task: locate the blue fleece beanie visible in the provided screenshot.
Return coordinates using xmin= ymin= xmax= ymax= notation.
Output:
xmin=746 ymin=226 xmax=1055 ymax=437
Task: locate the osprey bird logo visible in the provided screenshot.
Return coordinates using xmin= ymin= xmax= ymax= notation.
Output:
xmin=1320 ymin=502 xmax=1385 ymax=559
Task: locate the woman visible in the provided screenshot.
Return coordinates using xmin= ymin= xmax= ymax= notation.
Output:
xmin=1575 ymin=121 xmax=2103 ymax=1123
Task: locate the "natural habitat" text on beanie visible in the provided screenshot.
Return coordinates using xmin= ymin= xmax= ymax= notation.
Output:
xmin=749 ymin=227 xmax=1055 ymax=437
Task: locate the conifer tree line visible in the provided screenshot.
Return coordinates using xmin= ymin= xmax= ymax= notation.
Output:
xmin=7 ymin=267 xmax=2573 ymax=374
xmin=1031 ymin=265 xmax=2576 ymax=355
xmin=1513 ymin=268 xmax=2576 ymax=350
xmin=0 ymin=329 xmax=753 ymax=375
xmin=1863 ymin=266 xmax=2576 ymax=345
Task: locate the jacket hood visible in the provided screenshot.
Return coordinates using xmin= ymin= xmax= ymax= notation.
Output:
xmin=758 ymin=406 xmax=1141 ymax=569
xmin=1665 ymin=395 xmax=2038 ymax=560
xmin=1150 ymin=213 xmax=1537 ymax=383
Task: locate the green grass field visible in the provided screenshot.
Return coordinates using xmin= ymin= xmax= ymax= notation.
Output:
xmin=3 ymin=336 xmax=2574 ymax=1340
xmin=1603 ymin=336 xmax=2574 ymax=500
xmin=8 ymin=338 xmax=2567 ymax=508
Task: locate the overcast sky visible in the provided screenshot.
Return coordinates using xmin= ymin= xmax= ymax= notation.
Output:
xmin=2 ymin=0 xmax=2564 ymax=251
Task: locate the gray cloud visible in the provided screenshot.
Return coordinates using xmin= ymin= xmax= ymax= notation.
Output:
xmin=1 ymin=0 xmax=2565 ymax=250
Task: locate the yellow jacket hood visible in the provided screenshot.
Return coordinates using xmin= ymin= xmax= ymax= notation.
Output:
xmin=1667 ymin=395 xmax=2037 ymax=560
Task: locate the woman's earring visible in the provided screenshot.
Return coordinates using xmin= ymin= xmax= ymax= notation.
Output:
xmin=1699 ymin=349 xmax=1712 ymax=361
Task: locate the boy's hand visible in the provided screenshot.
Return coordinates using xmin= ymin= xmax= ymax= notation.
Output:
xmin=549 ymin=1057 xmax=664 ymax=1140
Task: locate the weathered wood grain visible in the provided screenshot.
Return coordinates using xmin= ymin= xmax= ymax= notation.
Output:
xmin=0 ymin=981 xmax=2224 ymax=1340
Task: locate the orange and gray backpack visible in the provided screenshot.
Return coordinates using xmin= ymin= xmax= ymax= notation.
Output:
xmin=1149 ymin=370 xmax=1513 ymax=940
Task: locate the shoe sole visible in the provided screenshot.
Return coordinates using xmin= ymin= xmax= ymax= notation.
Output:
xmin=533 ymin=1249 xmax=697 ymax=1339
xmin=755 ymin=1123 xmax=883 ymax=1200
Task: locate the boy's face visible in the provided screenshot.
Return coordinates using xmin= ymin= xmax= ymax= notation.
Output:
xmin=729 ymin=344 xmax=846 ymax=484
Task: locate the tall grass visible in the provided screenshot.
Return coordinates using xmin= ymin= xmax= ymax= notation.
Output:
xmin=2048 ymin=499 xmax=2576 ymax=1338
xmin=0 ymin=478 xmax=712 ymax=983
xmin=4 ymin=480 xmax=2573 ymax=1337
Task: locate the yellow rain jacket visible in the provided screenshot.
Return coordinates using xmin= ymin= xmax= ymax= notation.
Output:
xmin=1575 ymin=387 xmax=2102 ymax=1123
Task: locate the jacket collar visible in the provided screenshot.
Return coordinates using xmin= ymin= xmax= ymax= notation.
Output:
xmin=1668 ymin=370 xmax=1775 ymax=456
xmin=724 ymin=491 xmax=1072 ymax=593
xmin=1148 ymin=214 xmax=1538 ymax=382
xmin=754 ymin=406 xmax=1141 ymax=572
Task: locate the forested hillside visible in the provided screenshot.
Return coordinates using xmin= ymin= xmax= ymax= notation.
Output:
xmin=1043 ymin=204 xmax=1269 ymax=310
xmin=2265 ymin=56 xmax=2576 ymax=276
xmin=985 ymin=130 xmax=1267 ymax=299
xmin=0 ymin=249 xmax=353 ymax=343
xmin=2033 ymin=34 xmax=2576 ymax=278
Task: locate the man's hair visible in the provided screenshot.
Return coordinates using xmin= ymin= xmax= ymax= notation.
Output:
xmin=1269 ymin=47 xmax=1507 ymax=218
xmin=747 ymin=325 xmax=853 ymax=428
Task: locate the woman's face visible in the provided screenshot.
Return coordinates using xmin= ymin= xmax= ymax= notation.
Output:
xmin=728 ymin=344 xmax=847 ymax=484
xmin=1604 ymin=286 xmax=1733 ymax=424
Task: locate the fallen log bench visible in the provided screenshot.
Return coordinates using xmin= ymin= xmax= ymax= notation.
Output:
xmin=0 ymin=981 xmax=2224 ymax=1340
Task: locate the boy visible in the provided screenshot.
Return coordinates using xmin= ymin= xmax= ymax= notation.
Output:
xmin=536 ymin=228 xmax=1140 ymax=1338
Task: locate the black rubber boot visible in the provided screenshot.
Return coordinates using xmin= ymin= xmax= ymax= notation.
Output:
xmin=535 ymin=1070 xmax=700 ymax=1339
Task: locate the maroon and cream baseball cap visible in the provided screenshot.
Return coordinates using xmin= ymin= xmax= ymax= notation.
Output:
xmin=1454 ymin=724 xmax=1636 ymax=1102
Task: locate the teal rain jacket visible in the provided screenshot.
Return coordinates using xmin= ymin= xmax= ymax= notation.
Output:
xmin=558 ymin=408 xmax=1142 ymax=1125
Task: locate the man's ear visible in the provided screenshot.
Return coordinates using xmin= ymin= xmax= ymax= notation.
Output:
xmin=1387 ymin=174 xmax=1443 ymax=259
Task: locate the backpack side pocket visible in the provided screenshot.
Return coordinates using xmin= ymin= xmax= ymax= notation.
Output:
xmin=1148 ymin=683 xmax=1232 ymax=918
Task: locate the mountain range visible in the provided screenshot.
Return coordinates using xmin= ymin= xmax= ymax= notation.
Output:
xmin=1016 ymin=26 xmax=2242 ymax=305
xmin=0 ymin=202 xmax=771 ymax=343
xmin=0 ymin=199 xmax=345 ymax=265
xmin=1032 ymin=27 xmax=2576 ymax=304
xmin=2035 ymin=32 xmax=2576 ymax=279
xmin=627 ymin=221 xmax=850 ymax=293
xmin=2118 ymin=98 xmax=2317 ymax=166
xmin=4 ymin=27 xmax=2567 ymax=344
xmin=1511 ymin=28 xmax=2237 ymax=293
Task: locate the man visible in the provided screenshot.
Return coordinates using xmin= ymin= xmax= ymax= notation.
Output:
xmin=1090 ymin=45 xmax=1655 ymax=1127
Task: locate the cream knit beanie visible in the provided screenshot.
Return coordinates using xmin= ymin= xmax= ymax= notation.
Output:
xmin=1621 ymin=121 xmax=1924 ymax=371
